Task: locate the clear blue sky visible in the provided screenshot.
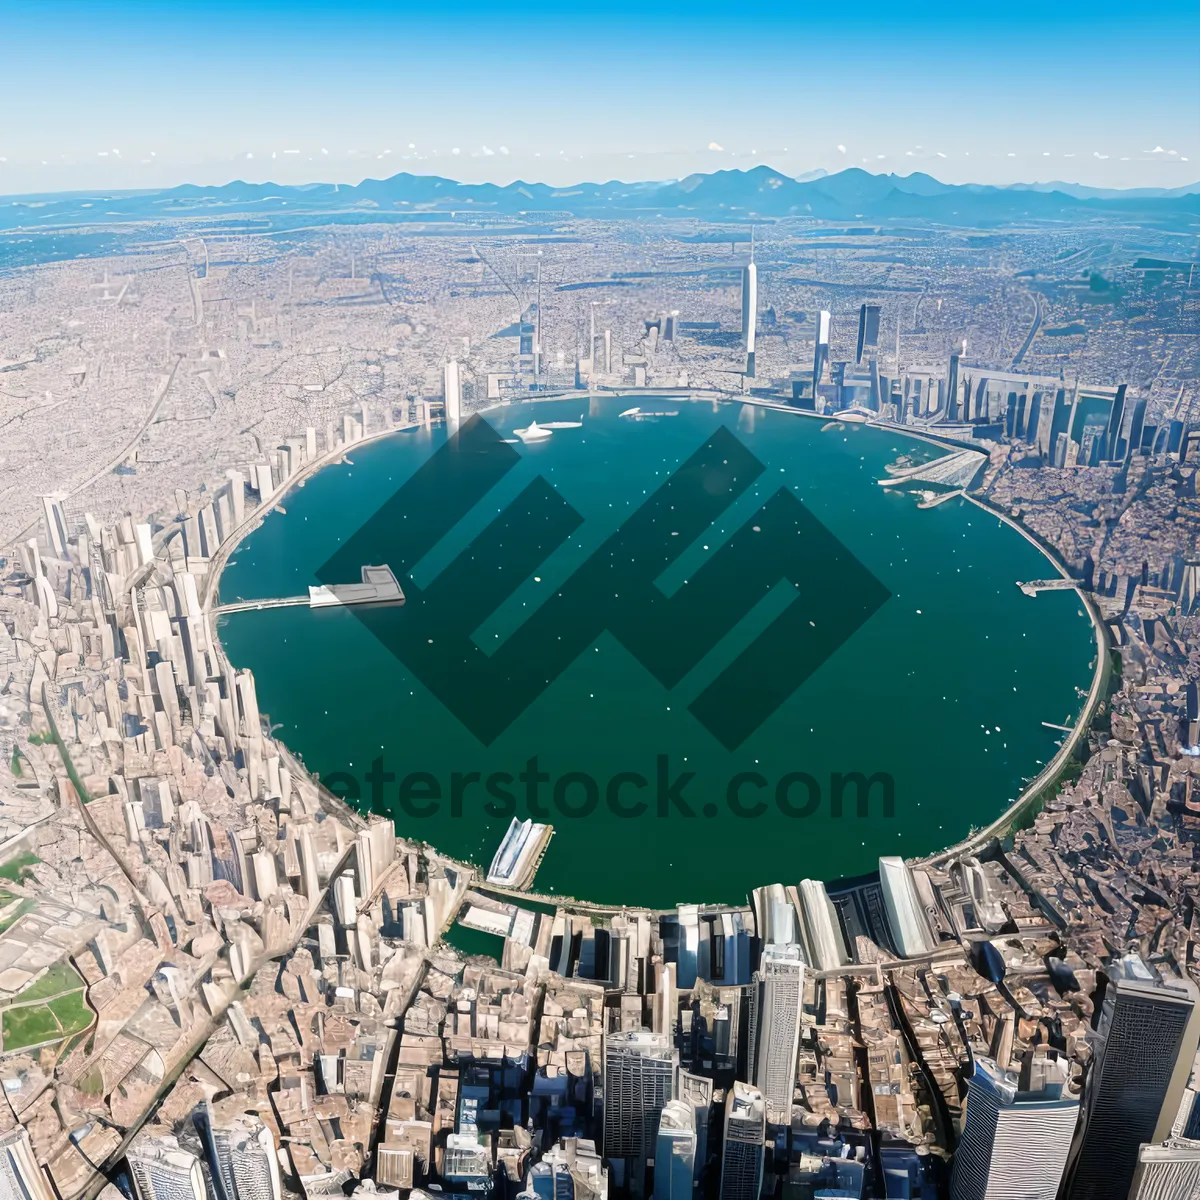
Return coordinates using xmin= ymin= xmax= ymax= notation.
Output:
xmin=1 ymin=0 xmax=1196 ymax=193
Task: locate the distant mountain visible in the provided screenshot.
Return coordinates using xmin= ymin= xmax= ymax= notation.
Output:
xmin=1 ymin=165 xmax=1197 ymax=234
xmin=999 ymin=179 xmax=1200 ymax=200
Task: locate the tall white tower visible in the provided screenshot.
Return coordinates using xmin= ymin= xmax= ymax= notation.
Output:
xmin=741 ymin=229 xmax=757 ymax=378
xmin=444 ymin=360 xmax=462 ymax=426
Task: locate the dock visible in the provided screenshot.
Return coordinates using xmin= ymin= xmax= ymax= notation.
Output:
xmin=214 ymin=564 xmax=404 ymax=615
xmin=486 ymin=817 xmax=555 ymax=890
xmin=1018 ymin=578 xmax=1079 ymax=597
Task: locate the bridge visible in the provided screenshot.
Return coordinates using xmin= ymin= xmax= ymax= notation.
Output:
xmin=214 ymin=595 xmax=311 ymax=615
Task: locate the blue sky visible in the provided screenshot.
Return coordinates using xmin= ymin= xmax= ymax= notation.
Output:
xmin=1 ymin=0 xmax=1196 ymax=193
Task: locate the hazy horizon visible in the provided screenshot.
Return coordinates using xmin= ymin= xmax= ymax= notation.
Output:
xmin=1 ymin=0 xmax=1196 ymax=195
xmin=3 ymin=160 xmax=1198 ymax=202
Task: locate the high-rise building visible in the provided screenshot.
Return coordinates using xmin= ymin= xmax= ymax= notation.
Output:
xmin=812 ymin=311 xmax=831 ymax=399
xmin=653 ymin=1100 xmax=696 ymax=1200
xmin=603 ymin=1029 xmax=675 ymax=1193
xmin=1066 ymin=958 xmax=1200 ymax=1200
xmin=1104 ymin=383 xmax=1128 ymax=460
xmin=945 ymin=352 xmax=961 ymax=421
xmin=1128 ymin=1140 xmax=1200 ymax=1200
xmin=127 ymin=1135 xmax=207 ymax=1200
xmin=532 ymin=1138 xmax=608 ymax=1200
xmin=949 ymin=1055 xmax=1077 ymax=1200
xmin=676 ymin=1070 xmax=712 ymax=1190
xmin=856 ymin=304 xmax=881 ymax=365
xmin=741 ymin=248 xmax=757 ymax=378
xmin=746 ymin=943 xmax=804 ymax=1123
xmin=718 ymin=1083 xmax=765 ymax=1200
xmin=444 ymin=360 xmax=462 ymax=425
xmin=1126 ymin=397 xmax=1149 ymax=461
xmin=798 ymin=879 xmax=850 ymax=971
xmin=878 ymin=856 xmax=936 ymax=957
xmin=195 ymin=1109 xmax=283 ymax=1200
xmin=0 ymin=1126 xmax=56 ymax=1200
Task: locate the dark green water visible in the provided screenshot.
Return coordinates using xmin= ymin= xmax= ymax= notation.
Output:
xmin=217 ymin=397 xmax=1097 ymax=907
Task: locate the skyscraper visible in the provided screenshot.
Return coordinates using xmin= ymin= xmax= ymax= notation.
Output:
xmin=1128 ymin=1141 xmax=1200 ymax=1200
xmin=195 ymin=1109 xmax=283 ymax=1200
xmin=1126 ymin=397 xmax=1149 ymax=461
xmin=444 ymin=360 xmax=462 ymax=425
xmin=945 ymin=352 xmax=961 ymax=421
xmin=1104 ymin=383 xmax=1127 ymax=460
xmin=798 ymin=879 xmax=850 ymax=971
xmin=603 ymin=1029 xmax=675 ymax=1194
xmin=1066 ymin=958 xmax=1200 ymax=1200
xmin=718 ymin=1083 xmax=765 ymax=1200
xmin=812 ymin=311 xmax=831 ymax=399
xmin=949 ymin=1055 xmax=1077 ymax=1200
xmin=878 ymin=856 xmax=936 ymax=957
xmin=741 ymin=236 xmax=757 ymax=378
xmin=653 ymin=1100 xmax=696 ymax=1200
xmin=856 ymin=304 xmax=881 ymax=365
xmin=0 ymin=1126 xmax=56 ymax=1200
xmin=127 ymin=1135 xmax=207 ymax=1200
xmin=676 ymin=1070 xmax=712 ymax=1191
xmin=746 ymin=943 xmax=804 ymax=1124
xmin=532 ymin=1138 xmax=609 ymax=1200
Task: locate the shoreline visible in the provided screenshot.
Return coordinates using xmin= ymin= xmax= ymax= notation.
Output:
xmin=202 ymin=391 xmax=1108 ymax=914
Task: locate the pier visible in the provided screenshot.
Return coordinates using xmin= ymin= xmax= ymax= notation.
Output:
xmin=214 ymin=564 xmax=404 ymax=615
xmin=1018 ymin=578 xmax=1079 ymax=596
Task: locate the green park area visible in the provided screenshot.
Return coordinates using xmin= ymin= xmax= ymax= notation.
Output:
xmin=0 ymin=961 xmax=92 ymax=1052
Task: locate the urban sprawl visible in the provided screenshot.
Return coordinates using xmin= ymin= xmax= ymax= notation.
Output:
xmin=0 ymin=198 xmax=1198 ymax=1200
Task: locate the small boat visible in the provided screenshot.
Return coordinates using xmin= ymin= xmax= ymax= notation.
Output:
xmin=620 ymin=406 xmax=679 ymax=420
xmin=514 ymin=421 xmax=552 ymax=442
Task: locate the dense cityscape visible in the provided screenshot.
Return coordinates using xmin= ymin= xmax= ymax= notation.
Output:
xmin=0 ymin=169 xmax=1199 ymax=1200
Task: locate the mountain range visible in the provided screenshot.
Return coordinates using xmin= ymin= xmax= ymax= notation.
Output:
xmin=3 ymin=165 xmax=1198 ymax=232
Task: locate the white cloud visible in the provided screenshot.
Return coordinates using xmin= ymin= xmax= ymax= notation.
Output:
xmin=451 ymin=147 xmax=460 ymax=155
xmin=499 ymin=146 xmax=509 ymax=155
xmin=321 ymin=147 xmax=328 ymax=155
xmin=905 ymin=150 xmax=914 ymax=157
xmin=708 ymin=141 xmax=724 ymax=151
xmin=1094 ymin=151 xmax=1109 ymax=159
xmin=1043 ymin=151 xmax=1050 ymax=156
xmin=97 ymin=151 xmax=108 ymax=157
xmin=482 ymin=145 xmax=495 ymax=156
xmin=936 ymin=151 xmax=946 ymax=158
xmin=836 ymin=144 xmax=846 ymax=153
xmin=1007 ymin=152 xmax=1015 ymax=157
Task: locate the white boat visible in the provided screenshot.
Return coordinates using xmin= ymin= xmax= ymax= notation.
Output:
xmin=514 ymin=420 xmax=553 ymax=442
xmin=620 ymin=406 xmax=679 ymax=420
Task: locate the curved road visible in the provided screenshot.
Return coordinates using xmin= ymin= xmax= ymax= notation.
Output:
xmin=1010 ymin=289 xmax=1042 ymax=368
